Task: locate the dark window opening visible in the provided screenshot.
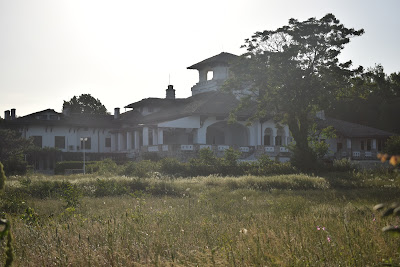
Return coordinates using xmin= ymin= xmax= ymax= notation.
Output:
xmin=377 ymin=139 xmax=385 ymax=152
xmin=105 ymin=137 xmax=111 ymax=148
xmin=275 ymin=136 xmax=282 ymax=146
xmin=55 ymin=136 xmax=65 ymax=149
xmin=337 ymin=142 xmax=343 ymax=151
xmin=149 ymin=130 xmax=153 ymax=146
xmin=367 ymin=139 xmax=372 ymax=151
xmin=361 ymin=140 xmax=365 ymax=151
xmin=81 ymin=137 xmax=91 ymax=150
xmin=264 ymin=135 xmax=271 ymax=146
xmin=188 ymin=133 xmax=193 ymax=144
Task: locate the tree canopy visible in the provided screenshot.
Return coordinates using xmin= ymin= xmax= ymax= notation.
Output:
xmin=225 ymin=13 xmax=364 ymax=170
xmin=62 ymin=94 xmax=108 ymax=115
xmin=0 ymin=129 xmax=34 ymax=175
xmin=329 ymin=66 xmax=400 ymax=134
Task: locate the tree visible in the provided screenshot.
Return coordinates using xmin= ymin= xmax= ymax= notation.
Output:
xmin=0 ymin=129 xmax=33 ymax=175
xmin=225 ymin=14 xmax=364 ymax=170
xmin=62 ymin=94 xmax=108 ymax=115
xmin=328 ymin=66 xmax=400 ymax=134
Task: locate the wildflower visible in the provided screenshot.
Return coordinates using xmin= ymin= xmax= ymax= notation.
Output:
xmin=322 ymin=227 xmax=326 ymax=231
xmin=327 ymin=236 xmax=331 ymax=242
xmin=317 ymin=226 xmax=321 ymax=231
xmin=377 ymin=153 xmax=389 ymax=163
xmin=186 ymin=188 xmax=191 ymax=191
xmin=373 ymin=218 xmax=376 ymax=222
xmin=243 ymin=196 xmax=247 ymax=201
xmin=389 ymin=155 xmax=399 ymax=166
xmin=240 ymin=228 xmax=248 ymax=234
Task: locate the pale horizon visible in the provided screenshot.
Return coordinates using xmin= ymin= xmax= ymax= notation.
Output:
xmin=1 ymin=0 xmax=399 ymax=117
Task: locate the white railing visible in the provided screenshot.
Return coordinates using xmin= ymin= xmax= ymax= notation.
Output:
xmin=218 ymin=145 xmax=230 ymax=151
xmin=265 ymin=146 xmax=274 ymax=152
xmin=240 ymin=147 xmax=249 ymax=152
xmin=148 ymin=146 xmax=159 ymax=152
xmin=353 ymin=151 xmax=360 ymax=157
xmin=162 ymin=145 xmax=169 ymax=151
xmin=181 ymin=145 xmax=193 ymax=151
xmin=199 ymin=145 xmax=212 ymax=150
xmin=365 ymin=151 xmax=372 ymax=157
xmin=280 ymin=147 xmax=289 ymax=153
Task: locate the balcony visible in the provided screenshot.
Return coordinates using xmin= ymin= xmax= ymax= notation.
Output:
xmin=191 ymin=79 xmax=225 ymax=95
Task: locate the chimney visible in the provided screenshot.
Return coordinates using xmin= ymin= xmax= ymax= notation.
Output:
xmin=4 ymin=110 xmax=10 ymax=120
xmin=10 ymin=108 xmax=16 ymax=120
xmin=114 ymin=108 xmax=120 ymax=119
xmin=166 ymin=85 xmax=175 ymax=99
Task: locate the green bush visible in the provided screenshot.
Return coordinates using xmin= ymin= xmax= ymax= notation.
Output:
xmin=122 ymin=160 xmax=158 ymax=178
xmin=331 ymin=158 xmax=358 ymax=172
xmin=245 ymin=155 xmax=296 ymax=176
xmin=54 ymin=161 xmax=96 ymax=174
xmin=142 ymin=152 xmax=162 ymax=161
xmin=94 ymin=179 xmax=128 ymax=197
xmin=160 ymin=158 xmax=188 ymax=177
xmin=60 ymin=181 xmax=81 ymax=208
xmin=86 ymin=159 xmax=120 ymax=175
xmin=384 ymin=135 xmax=400 ymax=155
xmin=0 ymin=162 xmax=5 ymax=190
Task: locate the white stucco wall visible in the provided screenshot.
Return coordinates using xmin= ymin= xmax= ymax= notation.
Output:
xmin=23 ymin=125 xmax=113 ymax=153
xmin=158 ymin=116 xmax=200 ymax=128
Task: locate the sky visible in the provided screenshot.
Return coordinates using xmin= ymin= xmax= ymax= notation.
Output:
xmin=1 ymin=0 xmax=399 ymax=117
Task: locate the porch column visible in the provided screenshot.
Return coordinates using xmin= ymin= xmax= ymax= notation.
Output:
xmin=346 ymin=138 xmax=352 ymax=149
xmin=152 ymin=128 xmax=158 ymax=145
xmin=127 ymin=131 xmax=132 ymax=150
xmin=272 ymin=128 xmax=277 ymax=146
xmin=158 ymin=128 xmax=164 ymax=145
xmin=134 ymin=131 xmax=140 ymax=150
xmin=372 ymin=139 xmax=377 ymax=150
xmin=111 ymin=133 xmax=116 ymax=152
xmin=118 ymin=132 xmax=124 ymax=151
xmin=196 ymin=127 xmax=207 ymax=144
xmin=143 ymin=127 xmax=149 ymax=146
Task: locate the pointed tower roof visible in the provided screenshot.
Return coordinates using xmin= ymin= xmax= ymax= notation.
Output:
xmin=187 ymin=52 xmax=238 ymax=70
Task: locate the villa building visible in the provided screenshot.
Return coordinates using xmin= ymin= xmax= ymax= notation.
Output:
xmin=2 ymin=52 xmax=394 ymax=172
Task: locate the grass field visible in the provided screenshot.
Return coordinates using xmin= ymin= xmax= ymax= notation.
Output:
xmin=1 ymin=172 xmax=400 ymax=266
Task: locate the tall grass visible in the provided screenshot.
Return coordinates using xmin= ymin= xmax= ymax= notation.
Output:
xmin=2 ymin=173 xmax=400 ymax=266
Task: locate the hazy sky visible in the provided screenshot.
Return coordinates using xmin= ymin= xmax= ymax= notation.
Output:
xmin=1 ymin=0 xmax=399 ymax=117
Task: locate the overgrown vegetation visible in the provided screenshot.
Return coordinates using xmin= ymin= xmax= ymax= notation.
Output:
xmin=0 ymin=169 xmax=399 ymax=266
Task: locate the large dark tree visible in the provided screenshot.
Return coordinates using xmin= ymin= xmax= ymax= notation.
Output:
xmin=0 ymin=129 xmax=34 ymax=174
xmin=329 ymin=66 xmax=400 ymax=134
xmin=225 ymin=14 xmax=364 ymax=170
xmin=62 ymin=94 xmax=108 ymax=115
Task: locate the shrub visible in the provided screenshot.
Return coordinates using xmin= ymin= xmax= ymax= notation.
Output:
xmin=94 ymin=179 xmax=128 ymax=197
xmin=142 ymin=152 xmax=162 ymax=161
xmin=159 ymin=158 xmax=188 ymax=177
xmin=0 ymin=162 xmax=5 ymax=190
xmin=54 ymin=161 xmax=96 ymax=174
xmin=122 ymin=160 xmax=158 ymax=178
xmin=60 ymin=181 xmax=82 ymax=208
xmin=86 ymin=159 xmax=120 ymax=175
xmin=384 ymin=135 xmax=400 ymax=155
xmin=331 ymin=158 xmax=358 ymax=172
